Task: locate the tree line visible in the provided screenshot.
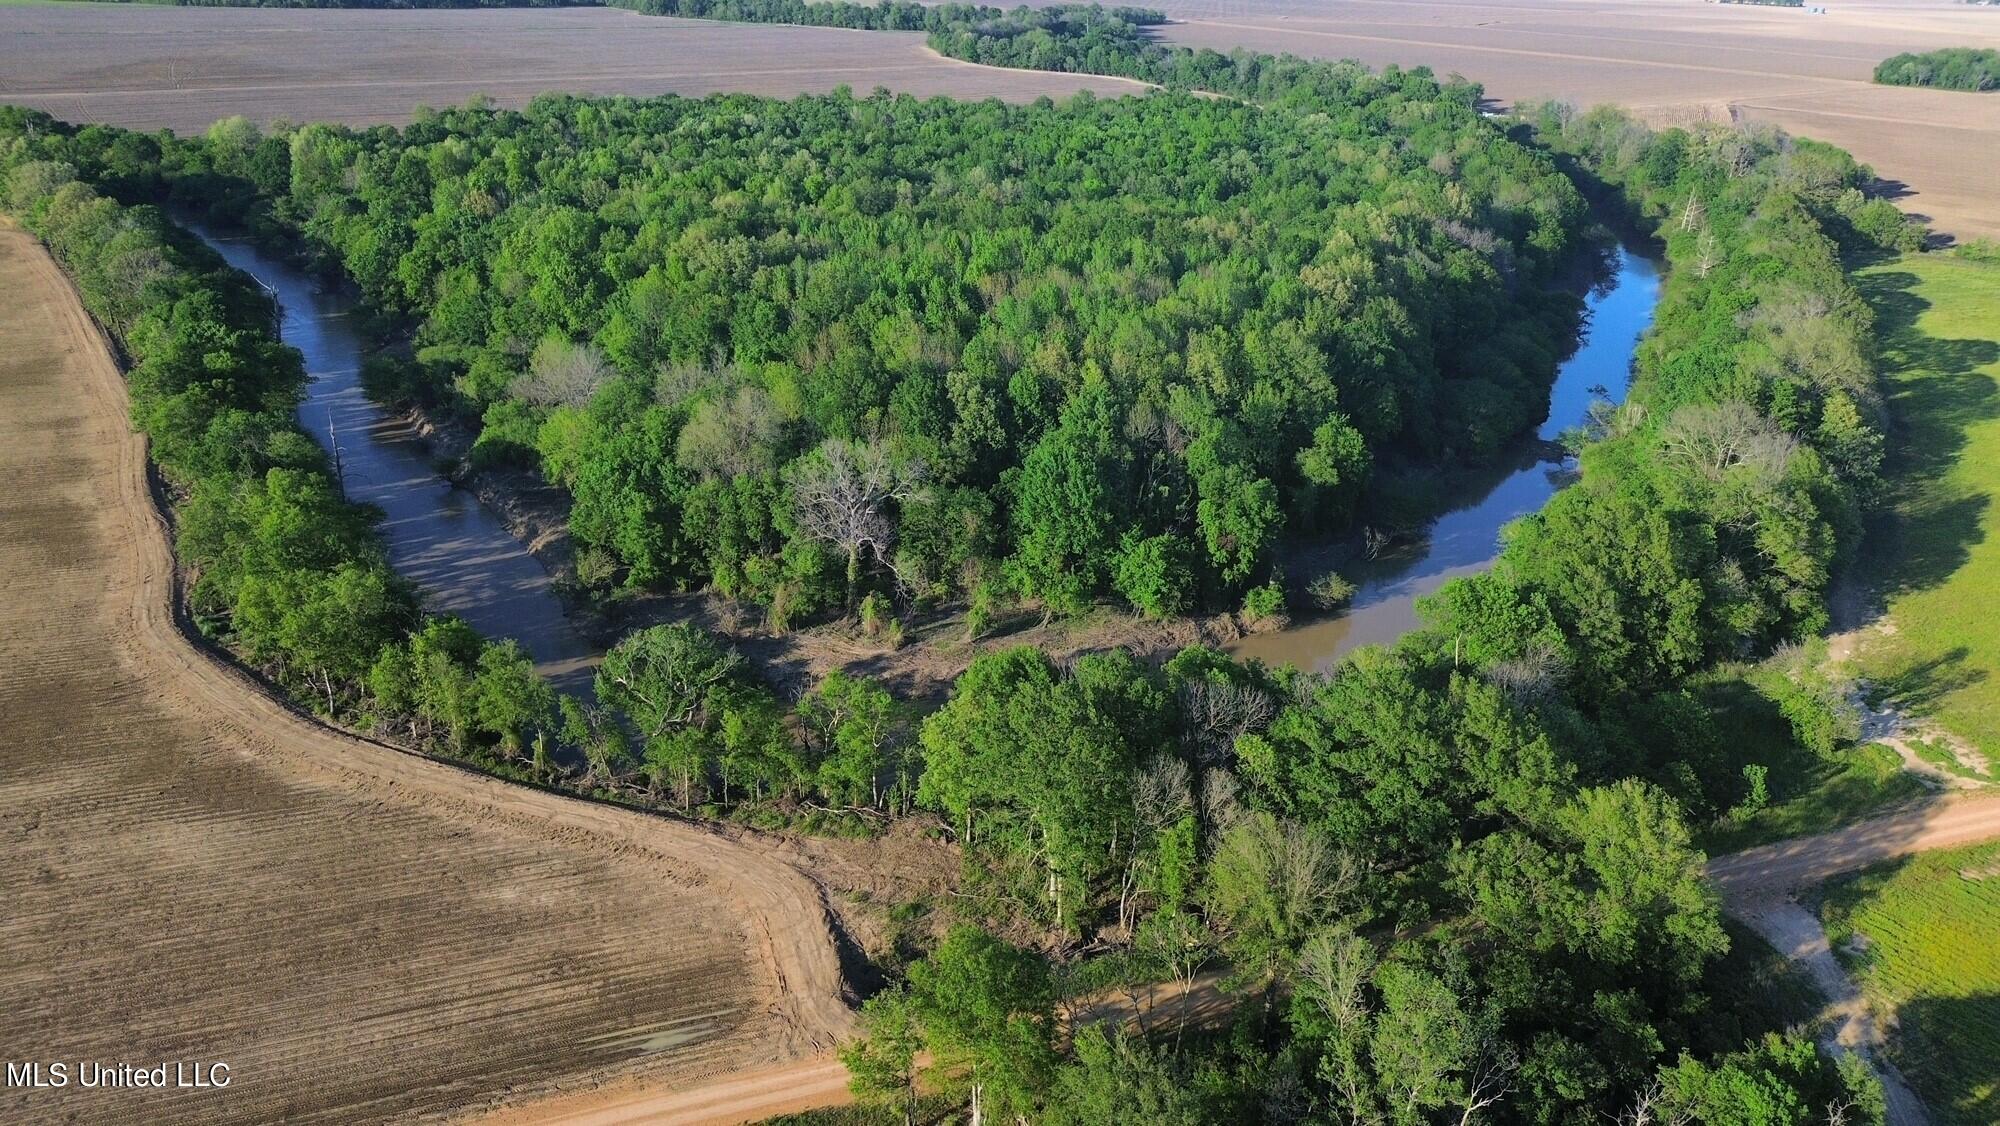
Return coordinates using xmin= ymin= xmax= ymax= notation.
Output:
xmin=606 ymin=0 xmax=1166 ymax=36
xmin=1874 ymin=47 xmax=2000 ymax=92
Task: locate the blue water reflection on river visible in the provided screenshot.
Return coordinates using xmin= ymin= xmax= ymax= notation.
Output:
xmin=1229 ymin=245 xmax=1662 ymax=674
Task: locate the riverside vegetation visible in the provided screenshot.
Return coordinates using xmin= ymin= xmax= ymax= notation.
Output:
xmin=0 ymin=6 xmax=1929 ymax=1120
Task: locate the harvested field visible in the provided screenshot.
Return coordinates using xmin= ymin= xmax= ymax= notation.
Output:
xmin=1155 ymin=0 xmax=2000 ymax=242
xmin=0 ymin=224 xmax=852 ymax=1123
xmin=0 ymin=4 xmax=1145 ymax=133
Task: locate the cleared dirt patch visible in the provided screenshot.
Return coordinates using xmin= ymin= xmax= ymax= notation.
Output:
xmin=0 ymin=4 xmax=1147 ymax=133
xmin=1156 ymin=0 xmax=2000 ymax=243
xmin=0 ymin=225 xmax=851 ymax=1124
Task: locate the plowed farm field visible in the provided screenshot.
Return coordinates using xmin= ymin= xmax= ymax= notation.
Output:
xmin=0 ymin=225 xmax=851 ymax=1124
xmin=0 ymin=3 xmax=1145 ymax=133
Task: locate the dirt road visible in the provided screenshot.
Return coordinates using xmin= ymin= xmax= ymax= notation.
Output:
xmin=1708 ymin=793 xmax=2000 ymax=899
xmin=474 ymin=1056 xmax=858 ymax=1126
xmin=1709 ymin=793 xmax=2000 ymax=1126
xmin=478 ymin=970 xmax=1243 ymax=1125
xmin=0 ymin=224 xmax=852 ymax=1123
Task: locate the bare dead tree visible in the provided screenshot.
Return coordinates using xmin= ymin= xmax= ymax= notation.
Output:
xmin=1678 ymin=194 xmax=1707 ymax=232
xmin=1695 ymin=229 xmax=1721 ymax=278
xmin=1120 ymin=756 xmax=1197 ymax=931
xmin=513 ymin=336 xmax=611 ymax=408
xmin=1178 ymin=678 xmax=1278 ymax=769
xmin=1363 ymin=525 xmax=1393 ymax=560
xmin=1201 ymin=766 xmax=1245 ymax=835
xmin=676 ymin=384 xmax=784 ymax=479
xmin=1133 ymin=755 xmax=1196 ymax=829
xmin=1613 ymin=1081 xmax=1693 ymax=1126
xmin=1659 ymin=401 xmax=1778 ymax=483
xmin=1484 ymin=638 xmax=1571 ymax=706
xmin=1295 ymin=927 xmax=1380 ymax=1124
xmin=789 ymin=438 xmax=924 ymax=608
xmin=1452 ymin=1040 xmax=1519 ymax=1126
xmin=1740 ymin=428 xmax=1800 ymax=481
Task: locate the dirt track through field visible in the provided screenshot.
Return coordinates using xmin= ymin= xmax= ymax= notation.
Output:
xmin=0 ymin=225 xmax=852 ymax=1123
xmin=1710 ymin=792 xmax=2000 ymax=1126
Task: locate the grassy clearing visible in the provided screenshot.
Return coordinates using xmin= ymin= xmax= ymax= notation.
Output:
xmin=1850 ymin=253 xmax=2000 ymax=754
xmin=1819 ymin=841 xmax=2000 ymax=1124
xmin=1695 ymin=659 xmax=1927 ymax=854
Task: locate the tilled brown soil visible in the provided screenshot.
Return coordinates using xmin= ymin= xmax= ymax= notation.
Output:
xmin=0 ymin=4 xmax=1147 ymax=133
xmin=0 ymin=225 xmax=853 ymax=1124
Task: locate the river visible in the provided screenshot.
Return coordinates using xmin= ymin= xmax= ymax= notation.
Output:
xmin=190 ymin=225 xmax=600 ymax=694
xmin=1230 ymin=244 xmax=1663 ymax=673
xmin=195 ymin=223 xmax=1657 ymax=691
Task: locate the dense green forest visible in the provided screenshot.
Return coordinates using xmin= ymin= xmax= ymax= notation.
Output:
xmin=0 ymin=3 xmax=1928 ymax=1117
xmin=1873 ymin=47 xmax=2000 ymax=91
xmin=162 ymin=76 xmax=1586 ymax=622
xmin=829 ymin=101 xmax=1913 ymax=1124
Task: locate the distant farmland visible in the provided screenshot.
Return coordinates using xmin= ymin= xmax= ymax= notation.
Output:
xmin=0 ymin=4 xmax=1144 ymax=133
xmin=1153 ymin=0 xmax=2000 ymax=242
xmin=3 ymin=1 xmax=1994 ymax=240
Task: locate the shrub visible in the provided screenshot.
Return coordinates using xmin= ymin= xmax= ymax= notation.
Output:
xmin=1240 ymin=581 xmax=1287 ymax=628
xmin=1307 ymin=571 xmax=1358 ymax=611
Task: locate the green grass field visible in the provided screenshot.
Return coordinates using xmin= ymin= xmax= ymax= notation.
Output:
xmin=1820 ymin=841 xmax=2000 ymax=1124
xmin=1851 ymin=252 xmax=2000 ymax=754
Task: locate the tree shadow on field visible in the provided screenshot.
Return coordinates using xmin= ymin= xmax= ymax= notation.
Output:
xmin=1869 ymin=646 xmax=1986 ymax=716
xmin=1869 ymin=177 xmax=1917 ymax=203
xmin=1852 ymin=270 xmax=2000 ymax=601
xmin=1884 ymin=991 xmax=2000 ymax=1125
